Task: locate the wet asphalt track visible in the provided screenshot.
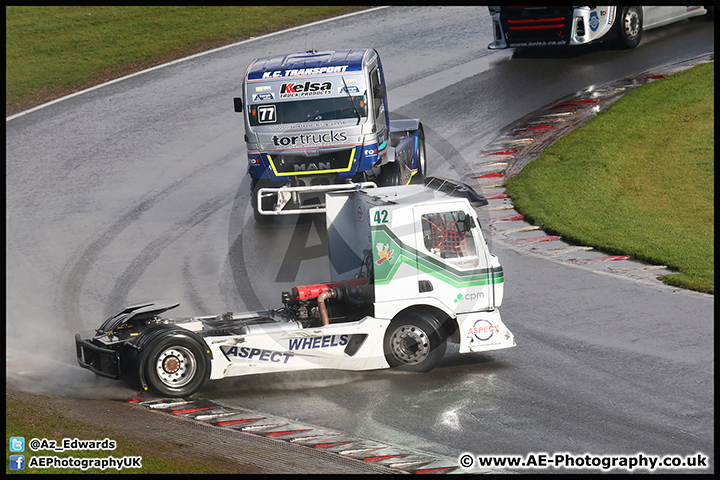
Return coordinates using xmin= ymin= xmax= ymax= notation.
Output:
xmin=6 ymin=6 xmax=714 ymax=473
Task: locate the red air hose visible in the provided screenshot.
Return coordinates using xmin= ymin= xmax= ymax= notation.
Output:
xmin=292 ymin=277 xmax=369 ymax=301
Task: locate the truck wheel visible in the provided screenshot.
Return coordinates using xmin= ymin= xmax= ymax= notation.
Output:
xmin=141 ymin=331 xmax=209 ymax=397
xmin=410 ymin=126 xmax=426 ymax=184
xmin=384 ymin=311 xmax=446 ymax=372
xmin=615 ymin=6 xmax=643 ymax=49
xmin=379 ymin=159 xmax=403 ymax=186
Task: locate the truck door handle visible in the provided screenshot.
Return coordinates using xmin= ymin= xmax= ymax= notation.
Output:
xmin=419 ymin=280 xmax=433 ymax=293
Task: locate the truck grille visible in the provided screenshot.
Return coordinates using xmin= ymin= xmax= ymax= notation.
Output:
xmin=267 ymin=148 xmax=355 ymax=176
xmin=500 ymin=6 xmax=574 ymax=46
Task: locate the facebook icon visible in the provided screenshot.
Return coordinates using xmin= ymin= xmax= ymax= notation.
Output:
xmin=10 ymin=455 xmax=25 ymax=470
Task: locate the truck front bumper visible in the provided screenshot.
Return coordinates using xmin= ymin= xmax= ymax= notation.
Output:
xmin=257 ymin=181 xmax=377 ymax=215
xmin=75 ymin=334 xmax=122 ymax=379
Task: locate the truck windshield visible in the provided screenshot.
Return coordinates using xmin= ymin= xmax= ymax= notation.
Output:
xmin=249 ymin=95 xmax=368 ymax=127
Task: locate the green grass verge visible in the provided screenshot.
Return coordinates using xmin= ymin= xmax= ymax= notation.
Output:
xmin=5 ymin=6 xmax=369 ymax=115
xmin=6 ymin=395 xmax=231 ymax=474
xmin=505 ymin=62 xmax=714 ymax=294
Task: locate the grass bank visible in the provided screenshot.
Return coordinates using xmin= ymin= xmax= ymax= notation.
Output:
xmin=5 ymin=6 xmax=369 ymax=116
xmin=505 ymin=61 xmax=714 ymax=294
xmin=6 ymin=389 xmax=236 ymax=474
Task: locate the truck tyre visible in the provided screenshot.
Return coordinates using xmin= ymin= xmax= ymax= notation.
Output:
xmin=615 ymin=6 xmax=643 ymax=49
xmin=379 ymin=158 xmax=403 ymax=187
xmin=140 ymin=330 xmax=210 ymax=397
xmin=384 ymin=311 xmax=446 ymax=372
xmin=410 ymin=126 xmax=426 ymax=185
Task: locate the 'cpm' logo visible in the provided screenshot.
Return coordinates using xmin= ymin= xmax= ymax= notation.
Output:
xmin=454 ymin=292 xmax=485 ymax=303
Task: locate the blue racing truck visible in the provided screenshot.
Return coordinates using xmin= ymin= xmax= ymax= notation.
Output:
xmin=233 ymin=48 xmax=426 ymax=222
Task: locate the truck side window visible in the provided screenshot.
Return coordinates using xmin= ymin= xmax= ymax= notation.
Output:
xmin=421 ymin=211 xmax=478 ymax=268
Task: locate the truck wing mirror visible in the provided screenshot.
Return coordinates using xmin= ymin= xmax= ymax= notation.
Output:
xmin=233 ymin=97 xmax=243 ymax=112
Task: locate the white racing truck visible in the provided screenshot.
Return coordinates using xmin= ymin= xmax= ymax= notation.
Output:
xmin=76 ymin=179 xmax=514 ymax=397
xmin=487 ymin=6 xmax=707 ymax=50
xmin=233 ymin=48 xmax=426 ymax=222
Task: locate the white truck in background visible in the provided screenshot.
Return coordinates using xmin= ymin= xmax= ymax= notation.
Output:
xmin=487 ymin=6 xmax=707 ymax=50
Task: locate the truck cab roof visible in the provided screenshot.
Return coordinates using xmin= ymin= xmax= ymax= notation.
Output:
xmin=245 ymin=49 xmax=374 ymax=82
